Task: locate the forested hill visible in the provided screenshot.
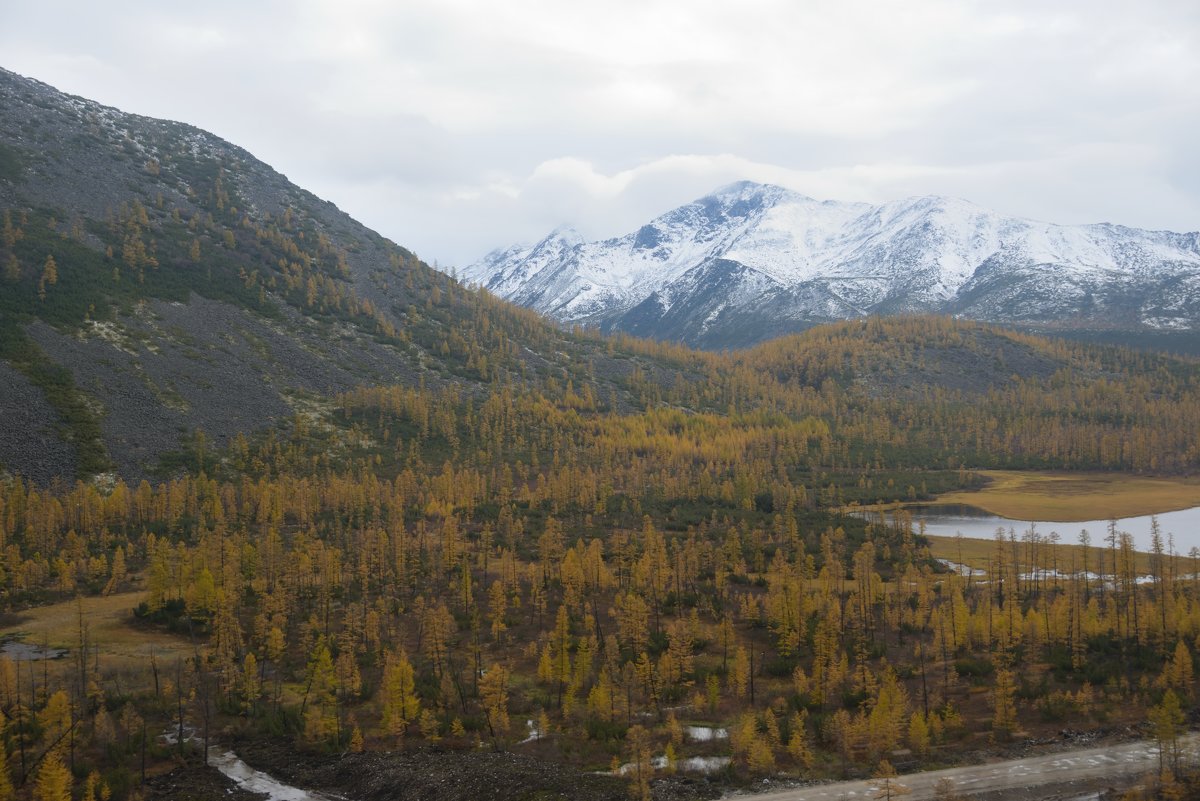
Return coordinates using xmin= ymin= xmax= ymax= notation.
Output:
xmin=8 ymin=68 xmax=1200 ymax=801
xmin=735 ymin=317 xmax=1200 ymax=473
xmin=0 ymin=67 xmax=689 ymax=482
xmin=2 ymin=67 xmax=1200 ymax=488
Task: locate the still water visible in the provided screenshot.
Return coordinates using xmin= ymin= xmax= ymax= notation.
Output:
xmin=892 ymin=503 xmax=1200 ymax=555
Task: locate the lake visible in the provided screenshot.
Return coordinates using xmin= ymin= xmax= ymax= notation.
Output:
xmin=894 ymin=503 xmax=1200 ymax=555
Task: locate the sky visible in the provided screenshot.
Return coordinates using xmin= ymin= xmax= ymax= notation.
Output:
xmin=3 ymin=0 xmax=1199 ymax=267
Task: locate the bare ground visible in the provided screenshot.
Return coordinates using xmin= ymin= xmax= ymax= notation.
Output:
xmin=230 ymin=737 xmax=724 ymax=801
xmin=144 ymin=762 xmax=267 ymax=801
xmin=727 ymin=734 xmax=1198 ymax=801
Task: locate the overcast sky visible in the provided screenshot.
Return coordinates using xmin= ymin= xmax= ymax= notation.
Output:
xmin=4 ymin=0 xmax=1199 ymax=266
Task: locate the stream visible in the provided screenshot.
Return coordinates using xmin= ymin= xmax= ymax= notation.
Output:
xmin=163 ymin=728 xmax=333 ymax=801
xmin=205 ymin=747 xmax=332 ymax=801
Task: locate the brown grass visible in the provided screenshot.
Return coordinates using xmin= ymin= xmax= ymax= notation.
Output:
xmin=934 ymin=470 xmax=1200 ymax=522
xmin=925 ymin=533 xmax=1160 ymax=574
xmin=0 ymin=591 xmax=193 ymax=669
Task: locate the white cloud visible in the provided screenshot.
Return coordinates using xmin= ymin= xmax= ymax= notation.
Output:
xmin=1 ymin=0 xmax=1198 ymax=265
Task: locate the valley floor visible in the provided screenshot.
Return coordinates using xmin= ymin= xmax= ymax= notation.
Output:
xmin=930 ymin=471 xmax=1200 ymax=522
xmin=141 ymin=727 xmax=1187 ymax=801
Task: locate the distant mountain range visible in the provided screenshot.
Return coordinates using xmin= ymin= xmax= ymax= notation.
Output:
xmin=462 ymin=181 xmax=1200 ymax=349
xmin=4 ymin=62 xmax=1199 ymax=484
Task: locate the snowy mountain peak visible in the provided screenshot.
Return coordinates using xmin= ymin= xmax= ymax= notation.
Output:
xmin=545 ymin=224 xmax=585 ymax=242
xmin=711 ymin=179 xmax=768 ymax=196
xmin=707 ymin=180 xmax=806 ymax=204
xmin=461 ymin=183 xmax=1200 ymax=349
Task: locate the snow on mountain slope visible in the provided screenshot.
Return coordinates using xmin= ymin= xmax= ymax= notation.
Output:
xmin=460 ymin=181 xmax=1200 ymax=348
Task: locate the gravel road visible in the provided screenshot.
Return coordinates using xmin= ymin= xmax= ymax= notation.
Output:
xmin=728 ymin=735 xmax=1197 ymax=801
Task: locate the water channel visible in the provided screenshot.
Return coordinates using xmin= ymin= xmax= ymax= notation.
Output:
xmin=163 ymin=728 xmax=332 ymax=801
xmin=886 ymin=503 xmax=1200 ymax=555
xmin=206 ymin=747 xmax=333 ymax=801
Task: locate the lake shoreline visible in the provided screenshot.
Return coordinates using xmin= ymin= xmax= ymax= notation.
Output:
xmin=928 ymin=470 xmax=1200 ymax=522
xmin=860 ymin=499 xmax=1200 ymax=566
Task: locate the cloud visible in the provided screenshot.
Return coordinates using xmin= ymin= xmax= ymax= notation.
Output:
xmin=403 ymin=141 xmax=1200 ymax=264
xmin=1 ymin=0 xmax=1197 ymax=265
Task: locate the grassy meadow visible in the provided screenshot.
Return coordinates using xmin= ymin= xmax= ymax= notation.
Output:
xmin=0 ymin=591 xmax=193 ymax=672
xmin=933 ymin=470 xmax=1200 ymax=521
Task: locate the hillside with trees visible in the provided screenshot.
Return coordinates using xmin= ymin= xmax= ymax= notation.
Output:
xmin=3 ymin=347 xmax=1200 ymax=800
xmin=2 ymin=69 xmax=1200 ymax=801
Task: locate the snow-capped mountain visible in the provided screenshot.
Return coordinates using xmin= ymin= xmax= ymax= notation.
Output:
xmin=460 ymin=181 xmax=1200 ymax=349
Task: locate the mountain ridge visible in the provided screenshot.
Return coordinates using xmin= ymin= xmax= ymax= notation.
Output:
xmin=462 ymin=181 xmax=1200 ymax=349
xmin=0 ymin=67 xmax=690 ymax=482
xmin=4 ymin=66 xmax=1198 ymax=486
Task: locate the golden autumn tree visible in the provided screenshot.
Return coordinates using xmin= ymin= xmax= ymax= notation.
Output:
xmin=34 ymin=752 xmax=71 ymax=801
xmin=302 ymin=639 xmax=338 ymax=744
xmin=479 ymin=662 xmax=511 ymax=748
xmin=37 ymin=254 xmax=57 ymax=300
xmin=625 ymin=724 xmax=653 ymax=801
xmin=991 ymin=666 xmax=1018 ymax=739
xmin=1150 ymin=689 xmax=1185 ymax=779
xmin=872 ymin=760 xmax=911 ymax=801
xmin=381 ymin=649 xmax=420 ymax=737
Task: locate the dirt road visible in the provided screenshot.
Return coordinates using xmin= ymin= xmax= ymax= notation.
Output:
xmin=729 ymin=735 xmax=1198 ymax=800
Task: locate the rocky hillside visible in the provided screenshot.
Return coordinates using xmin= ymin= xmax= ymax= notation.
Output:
xmin=463 ymin=181 xmax=1200 ymax=349
xmin=0 ymin=68 xmax=682 ymax=483
xmin=4 ymin=67 xmax=1196 ymax=486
